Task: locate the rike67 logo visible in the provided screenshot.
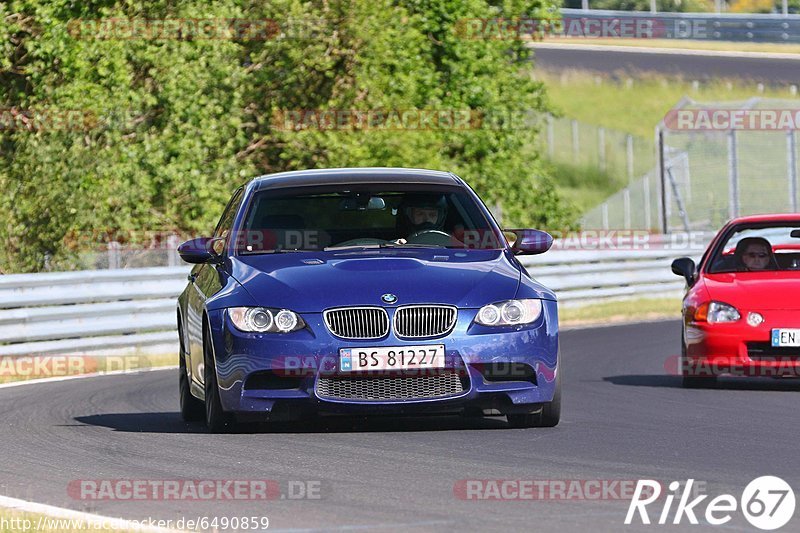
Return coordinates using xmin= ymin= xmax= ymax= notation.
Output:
xmin=625 ymin=477 xmax=796 ymax=530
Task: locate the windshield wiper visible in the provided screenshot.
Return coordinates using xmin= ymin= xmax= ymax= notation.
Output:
xmin=323 ymin=244 xmax=382 ymax=251
xmin=379 ymin=242 xmax=444 ymax=248
xmin=242 ymin=248 xmax=308 ymax=255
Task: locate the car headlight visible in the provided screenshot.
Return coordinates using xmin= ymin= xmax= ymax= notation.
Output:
xmin=475 ymin=299 xmax=542 ymax=326
xmin=695 ymin=301 xmax=740 ymax=323
xmin=228 ymin=307 xmax=306 ymax=333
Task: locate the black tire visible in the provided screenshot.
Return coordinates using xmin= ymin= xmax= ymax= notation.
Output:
xmin=203 ymin=325 xmax=235 ymax=433
xmin=680 ymin=332 xmax=715 ymax=389
xmin=179 ymin=354 xmax=204 ymax=422
xmin=508 ymin=358 xmax=561 ymax=428
xmin=178 ymin=322 xmax=204 ymax=422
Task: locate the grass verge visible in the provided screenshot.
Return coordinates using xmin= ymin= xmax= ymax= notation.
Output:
xmin=560 ymin=297 xmax=682 ymax=327
xmin=537 ymin=70 xmax=800 ymax=138
xmin=547 ymin=160 xmax=626 ymax=214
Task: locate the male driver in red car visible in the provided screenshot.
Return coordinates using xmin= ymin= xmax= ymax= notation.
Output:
xmin=735 ymin=237 xmax=776 ymax=271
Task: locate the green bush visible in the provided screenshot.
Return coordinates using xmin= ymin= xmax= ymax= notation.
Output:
xmin=1 ymin=0 xmax=576 ymax=272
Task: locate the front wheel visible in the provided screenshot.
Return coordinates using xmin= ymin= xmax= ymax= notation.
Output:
xmin=178 ymin=324 xmax=204 ymax=422
xmin=204 ymin=327 xmax=235 ymax=433
xmin=179 ymin=356 xmax=204 ymax=422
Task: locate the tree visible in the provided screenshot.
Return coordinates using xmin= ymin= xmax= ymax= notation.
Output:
xmin=0 ymin=0 xmax=575 ymax=272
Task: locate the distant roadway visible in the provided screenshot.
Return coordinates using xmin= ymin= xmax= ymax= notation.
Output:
xmin=532 ymin=43 xmax=800 ymax=84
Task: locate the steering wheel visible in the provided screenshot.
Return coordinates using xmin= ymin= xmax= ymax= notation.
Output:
xmin=408 ymin=229 xmax=451 ymax=240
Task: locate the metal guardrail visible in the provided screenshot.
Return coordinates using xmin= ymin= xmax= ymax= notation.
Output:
xmin=520 ymin=248 xmax=698 ymax=302
xmin=0 ymin=246 xmax=698 ymax=356
xmin=560 ymin=8 xmax=800 ymax=43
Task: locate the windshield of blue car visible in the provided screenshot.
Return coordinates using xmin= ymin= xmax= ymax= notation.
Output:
xmin=236 ymin=185 xmax=504 ymax=253
xmin=707 ymin=224 xmax=800 ymax=273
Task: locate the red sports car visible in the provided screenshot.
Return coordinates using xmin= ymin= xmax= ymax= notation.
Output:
xmin=672 ymin=214 xmax=800 ymax=387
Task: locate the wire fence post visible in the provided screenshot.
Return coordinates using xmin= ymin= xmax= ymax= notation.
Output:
xmin=601 ymin=202 xmax=609 ymax=230
xmin=571 ymin=120 xmax=580 ymax=161
xmin=107 ymin=241 xmax=121 ymax=270
xmin=788 ymin=130 xmax=798 ymax=212
xmin=598 ymin=127 xmax=606 ymax=172
xmin=728 ymin=130 xmax=739 ymax=219
xmin=626 ymin=134 xmax=634 ymax=184
xmin=658 ymin=128 xmax=668 ymax=234
xmin=167 ymin=234 xmax=180 ymax=267
xmin=623 ymin=188 xmax=631 ymax=229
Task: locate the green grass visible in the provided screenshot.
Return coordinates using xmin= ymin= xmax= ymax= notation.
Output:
xmin=560 ymin=297 xmax=681 ymax=326
xmin=537 ymin=70 xmax=800 ymax=139
xmin=547 ymin=160 xmax=625 ymax=214
xmin=0 ymin=353 xmax=176 ymax=385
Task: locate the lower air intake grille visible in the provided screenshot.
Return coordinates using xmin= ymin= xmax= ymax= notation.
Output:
xmin=316 ymin=371 xmax=465 ymax=401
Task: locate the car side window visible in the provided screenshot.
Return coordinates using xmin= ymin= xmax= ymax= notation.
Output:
xmin=213 ymin=188 xmax=245 ymax=243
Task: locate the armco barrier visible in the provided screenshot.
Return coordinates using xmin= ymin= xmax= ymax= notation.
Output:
xmin=0 ymin=246 xmax=697 ymax=356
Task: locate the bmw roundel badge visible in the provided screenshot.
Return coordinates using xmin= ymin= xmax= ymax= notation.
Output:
xmin=381 ymin=293 xmax=398 ymax=304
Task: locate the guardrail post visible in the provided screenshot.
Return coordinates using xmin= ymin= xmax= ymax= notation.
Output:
xmin=789 ymin=130 xmax=798 ymax=212
xmin=107 ymin=241 xmax=121 ymax=270
xmin=728 ymin=130 xmax=739 ymax=219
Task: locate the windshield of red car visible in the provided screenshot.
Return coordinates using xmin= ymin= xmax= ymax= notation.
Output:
xmin=708 ymin=224 xmax=800 ymax=273
xmin=236 ymin=184 xmax=504 ymax=253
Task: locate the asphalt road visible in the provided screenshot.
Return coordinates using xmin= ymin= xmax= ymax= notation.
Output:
xmin=2 ymin=320 xmax=799 ymax=532
xmin=533 ymin=45 xmax=800 ymax=84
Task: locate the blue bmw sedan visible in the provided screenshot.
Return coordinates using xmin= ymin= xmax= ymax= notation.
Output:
xmin=176 ymin=168 xmax=560 ymax=432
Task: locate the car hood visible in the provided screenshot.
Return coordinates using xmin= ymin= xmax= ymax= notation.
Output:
xmin=229 ymin=249 xmax=531 ymax=312
xmin=703 ymin=272 xmax=800 ymax=310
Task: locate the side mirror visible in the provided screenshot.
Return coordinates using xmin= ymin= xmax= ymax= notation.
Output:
xmin=508 ymin=229 xmax=553 ymax=255
xmin=671 ymin=257 xmax=696 ymax=286
xmin=177 ymin=237 xmax=224 ymax=264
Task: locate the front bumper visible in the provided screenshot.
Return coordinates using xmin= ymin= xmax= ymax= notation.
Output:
xmin=685 ymin=308 xmax=800 ymax=377
xmin=205 ymin=300 xmax=559 ymax=420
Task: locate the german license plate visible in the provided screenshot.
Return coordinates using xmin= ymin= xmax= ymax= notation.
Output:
xmin=771 ymin=329 xmax=800 ymax=347
xmin=339 ymin=345 xmax=445 ymax=372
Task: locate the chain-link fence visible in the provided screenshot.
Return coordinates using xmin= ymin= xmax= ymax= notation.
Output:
xmin=580 ymin=98 xmax=800 ymax=232
xmin=542 ymin=115 xmax=654 ymax=184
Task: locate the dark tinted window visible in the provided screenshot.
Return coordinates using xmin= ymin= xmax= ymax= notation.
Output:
xmin=237 ymin=185 xmax=501 ymax=252
xmin=213 ymin=188 xmax=244 ymax=243
xmin=708 ymin=224 xmax=800 ymax=272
